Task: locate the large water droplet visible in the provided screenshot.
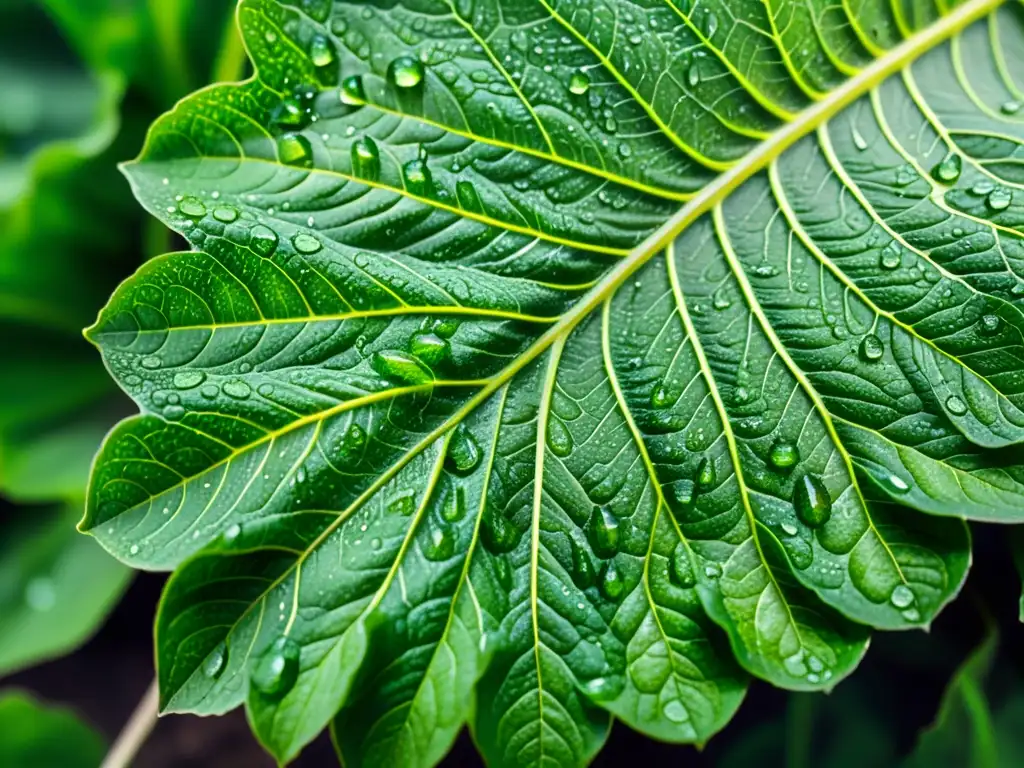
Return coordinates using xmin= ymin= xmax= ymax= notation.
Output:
xmin=978 ymin=314 xmax=1002 ymax=336
xmin=570 ymin=537 xmax=596 ymax=588
xmin=456 ymin=180 xmax=483 ymax=213
xmin=371 ymin=350 xmax=433 ymax=385
xmin=250 ymin=225 xmax=279 ymax=258
xmin=887 ymin=474 xmax=910 ymax=494
xmin=650 ymin=385 xmax=673 ymax=409
xmin=546 ymin=417 xmax=574 ymax=457
xmin=670 ymin=544 xmax=696 ymax=588
xmin=309 ymin=35 xmax=336 ymax=68
xmin=351 ymin=137 xmax=380 ymax=181
xmin=447 ymin=424 xmax=481 ymax=475
xmin=987 ymin=187 xmax=1012 ymax=211
xmin=441 ymin=485 xmax=466 ymax=522
xmin=931 ymin=153 xmax=962 ymax=184
xmin=424 ymin=525 xmax=454 ymax=561
xmin=173 ymin=371 xmax=206 ymax=390
xmin=769 ymin=439 xmax=799 ymax=470
xmin=250 ymin=636 xmax=300 ymax=699
xmin=223 ymin=380 xmax=251 ymax=399
xmin=340 ymin=75 xmax=366 ymax=105
xmin=213 ymin=206 xmax=238 ymax=223
xmin=587 ymin=506 xmax=619 ymax=558
xmin=388 ymin=55 xmax=424 ymax=88
xmin=859 ymin=333 xmax=884 ymax=362
xmin=410 ymin=331 xmax=448 ymax=364
xmin=203 ymin=643 xmax=228 ymax=679
xmin=403 ymin=159 xmax=433 ymax=196
xmin=600 ymin=560 xmax=626 ymax=601
xmin=278 ymin=133 xmax=314 ymax=168
xmin=387 ymin=489 xmax=415 ymax=516
xmin=178 ymin=196 xmax=206 ymax=218
xmin=696 ymin=457 xmax=716 ymax=489
xmin=568 ymin=69 xmax=591 ymax=95
xmin=481 ymin=506 xmax=519 ymax=553
xmin=890 ymin=584 xmax=915 ymax=609
xmin=662 ymin=700 xmax=689 ymax=724
xmin=292 ymin=233 xmax=322 ymax=254
xmin=1001 ymin=100 xmax=1022 ymax=115
xmin=271 ymin=96 xmax=308 ymax=129
xmin=879 ymin=243 xmax=902 ymax=270
xmin=945 ymin=394 xmax=968 ymax=416
xmin=793 ymin=474 xmax=832 ymax=527
xmin=668 ymin=479 xmax=695 ymax=511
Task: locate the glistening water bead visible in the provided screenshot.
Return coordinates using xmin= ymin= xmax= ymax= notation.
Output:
xmin=250 ymin=636 xmax=301 ymax=699
xmin=388 ymin=56 xmax=424 ymax=89
xmin=793 ymin=474 xmax=832 ymax=527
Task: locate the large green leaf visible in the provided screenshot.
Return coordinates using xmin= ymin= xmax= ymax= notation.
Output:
xmin=0 ymin=690 xmax=105 ymax=768
xmin=84 ymin=0 xmax=1024 ymax=763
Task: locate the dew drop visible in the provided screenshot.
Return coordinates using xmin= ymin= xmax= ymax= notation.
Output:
xmin=1001 ymin=99 xmax=1022 ymax=115
xmin=879 ymin=243 xmax=902 ymax=270
xmin=250 ymin=636 xmax=300 ymax=699
xmin=890 ymin=584 xmax=915 ymax=609
xmin=371 ymin=350 xmax=433 ymax=385
xmin=600 ymin=560 xmax=626 ymax=601
xmin=309 ymin=35 xmax=336 ymax=68
xmin=402 ymin=159 xmax=433 ymax=196
xmin=887 ymin=474 xmax=910 ymax=494
xmin=223 ymin=380 xmax=252 ymax=399
xmin=212 ymin=206 xmax=238 ymax=223
xmin=351 ymin=137 xmax=380 ymax=180
xmin=292 ymin=233 xmax=323 ymax=254
xmin=568 ymin=70 xmax=590 ymax=95
xmin=793 ymin=474 xmax=832 ymax=527
xmin=687 ymin=63 xmax=700 ymax=87
xmin=703 ymin=562 xmax=722 ymax=579
xmin=570 ymin=537 xmax=596 ymax=588
xmin=340 ymin=75 xmax=366 ymax=105
xmin=587 ymin=506 xmax=620 ymax=558
xmin=696 ymin=457 xmax=716 ymax=489
xmin=931 ymin=153 xmax=962 ymax=184
xmin=278 ymin=133 xmax=314 ymax=168
xmin=668 ymin=479 xmax=695 ymax=511
xmin=987 ymin=187 xmax=1012 ymax=211
xmin=424 ymin=525 xmax=454 ymax=561
xmin=662 ymin=700 xmax=688 ymax=724
xmin=223 ymin=523 xmax=242 ymax=543
xmin=387 ymin=489 xmax=415 ymax=516
xmin=250 ymin=225 xmax=279 ymax=258
xmin=441 ymin=485 xmax=466 ymax=522
xmin=945 ymin=394 xmax=968 ymax=416
xmin=203 ymin=643 xmax=228 ymax=679
xmin=851 ymin=126 xmax=868 ymax=151
xmin=178 ymin=196 xmax=207 ymax=218
xmin=481 ymin=506 xmax=519 ymax=553
xmin=410 ymin=331 xmax=448 ymax=364
xmin=769 ymin=439 xmax=800 ymax=470
xmin=978 ymin=314 xmax=1002 ymax=336
xmin=271 ymin=96 xmax=307 ymax=129
xmin=669 ymin=544 xmax=696 ymax=588
xmin=164 ymin=404 xmax=185 ymax=421
xmin=456 ymin=180 xmax=483 ymax=213
xmin=447 ymin=424 xmax=481 ymax=475
xmin=388 ymin=55 xmax=425 ymax=88
xmin=859 ymin=333 xmax=884 ymax=362
xmin=141 ymin=356 xmax=162 ymax=370
xmin=650 ymin=385 xmax=673 ymax=409
xmin=546 ymin=418 xmax=574 ymax=457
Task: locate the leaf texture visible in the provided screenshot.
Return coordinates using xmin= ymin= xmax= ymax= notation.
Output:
xmin=84 ymin=0 xmax=1024 ymax=763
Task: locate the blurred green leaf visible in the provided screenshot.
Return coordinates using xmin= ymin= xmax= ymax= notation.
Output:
xmin=0 ymin=690 xmax=105 ymax=768
xmin=1012 ymin=529 xmax=1024 ymax=623
xmin=0 ymin=503 xmax=130 ymax=676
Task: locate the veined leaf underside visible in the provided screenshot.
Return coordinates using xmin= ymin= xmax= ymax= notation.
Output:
xmin=83 ymin=0 xmax=1024 ymax=764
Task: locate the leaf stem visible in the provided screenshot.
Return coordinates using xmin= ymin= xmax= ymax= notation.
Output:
xmin=101 ymin=679 xmax=159 ymax=768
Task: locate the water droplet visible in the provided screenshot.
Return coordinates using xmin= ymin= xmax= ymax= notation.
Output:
xmin=250 ymin=225 xmax=279 ymax=258
xmin=879 ymin=243 xmax=902 ymax=270
xmin=271 ymin=95 xmax=308 ymax=129
xmin=569 ymin=70 xmax=590 ymax=95
xmin=987 ymin=187 xmax=1011 ymax=211
xmin=388 ymin=55 xmax=424 ymax=88
xmin=410 ymin=331 xmax=448 ymax=364
xmin=441 ymin=485 xmax=466 ymax=522
xmin=931 ymin=153 xmax=962 ymax=184
xmin=481 ymin=506 xmax=519 ymax=553
xmin=859 ymin=333 xmax=884 ymax=362
xmin=251 ymin=636 xmax=300 ymax=699
xmin=164 ymin=404 xmax=185 ymax=421
xmin=670 ymin=544 xmax=696 ymax=588
xmin=278 ymin=133 xmax=314 ymax=168
xmin=447 ymin=424 xmax=481 ymax=474
xmin=978 ymin=314 xmax=1002 ymax=336
xmin=890 ymin=584 xmax=915 ymax=609
xmin=581 ymin=676 xmax=617 ymax=701
xmin=223 ymin=523 xmax=242 ymax=543
xmin=945 ymin=394 xmax=968 ymax=416
xmin=668 ymin=479 xmax=695 ymax=511
xmin=769 ymin=439 xmax=799 ymax=470
xmin=223 ymin=380 xmax=251 ymax=399
xmin=706 ymin=11 xmax=719 ymax=36
xmin=696 ymin=457 xmax=716 ymax=489
xmin=292 ymin=233 xmax=322 ymax=254
xmin=309 ymin=35 xmax=335 ymax=68
xmin=24 ymin=577 xmax=56 ymax=612
xmin=600 ymin=560 xmax=626 ymax=600
xmin=201 ymin=384 xmax=220 ymax=398
xmin=650 ymin=385 xmax=673 ymax=409
xmin=703 ymin=562 xmax=721 ymax=579
xmin=851 ymin=126 xmax=868 ymax=151
xmin=351 ymin=136 xmax=380 ymax=180
xmin=570 ymin=538 xmax=596 ymax=588
xmin=887 ymin=474 xmax=910 ymax=493
xmin=793 ymin=474 xmax=832 ymax=527
xmin=387 ymin=489 xmax=416 ymax=516
xmin=662 ymin=700 xmax=688 ymax=724
xmin=340 ymin=75 xmax=366 ymax=105
xmin=902 ymin=607 xmax=921 ymax=622
xmin=372 ymin=350 xmax=433 ymax=385
xmin=424 ymin=525 xmax=454 ymax=561
xmin=178 ymin=196 xmax=206 ymax=218
xmin=203 ymin=643 xmax=228 ymax=679
xmin=456 ymin=180 xmax=483 ymax=213
xmin=212 ymin=205 xmax=240 ymax=224
xmin=587 ymin=506 xmax=619 ymax=558
xmin=129 ymin=544 xmax=140 ymax=556
xmin=687 ymin=63 xmax=700 ymax=87
xmin=403 ymin=159 xmax=433 ymax=196
xmin=1001 ymin=100 xmax=1022 ymax=115
xmin=141 ymin=356 xmax=162 ymax=370
xmin=546 ymin=418 xmax=574 ymax=457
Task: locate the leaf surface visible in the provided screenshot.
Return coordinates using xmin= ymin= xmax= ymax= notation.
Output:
xmin=85 ymin=0 xmax=1024 ymax=763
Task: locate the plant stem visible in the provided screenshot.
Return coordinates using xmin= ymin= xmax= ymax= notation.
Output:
xmin=101 ymin=679 xmax=159 ymax=768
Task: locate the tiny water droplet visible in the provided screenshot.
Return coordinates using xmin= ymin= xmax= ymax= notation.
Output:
xmin=769 ymin=439 xmax=799 ymax=470
xmin=887 ymin=474 xmax=910 ymax=493
xmin=351 ymin=137 xmax=380 ymax=180
xmin=687 ymin=63 xmax=700 ymax=87
xmin=703 ymin=562 xmax=721 ymax=579
xmin=568 ymin=70 xmax=590 ymax=95
xmin=851 ymin=126 xmax=868 ymax=151
xmin=213 ymin=205 xmax=239 ymax=223
xmin=793 ymin=474 xmax=832 ymax=527
xmin=931 ymin=153 xmax=962 ymax=184
xmin=945 ymin=394 xmax=968 ymax=416
xmin=387 ymin=489 xmax=415 ymax=516
xmin=223 ymin=523 xmax=242 ymax=543
xmin=650 ymin=385 xmax=673 ymax=409
xmin=292 ymin=233 xmax=323 ymax=254
xmin=203 ymin=643 xmax=228 ymax=679
xmin=250 ymin=225 xmax=279 ymax=258
xmin=859 ymin=333 xmax=884 ymax=362
xmin=890 ymin=584 xmax=915 ymax=609
xmin=278 ymin=133 xmax=314 ymax=168
xmin=456 ymin=180 xmax=483 ymax=213
xmin=587 ymin=506 xmax=620 ymax=558
xmin=129 ymin=544 xmax=140 ymax=556
xmin=251 ymin=636 xmax=301 ymax=699
xmin=447 ymin=424 xmax=481 ymax=474
xmin=388 ymin=55 xmax=424 ymax=88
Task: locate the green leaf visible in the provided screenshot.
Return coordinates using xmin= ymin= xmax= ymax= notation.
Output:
xmin=0 ymin=503 xmax=131 ymax=676
xmin=0 ymin=690 xmax=106 ymax=767
xmin=85 ymin=0 xmax=1024 ymax=763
